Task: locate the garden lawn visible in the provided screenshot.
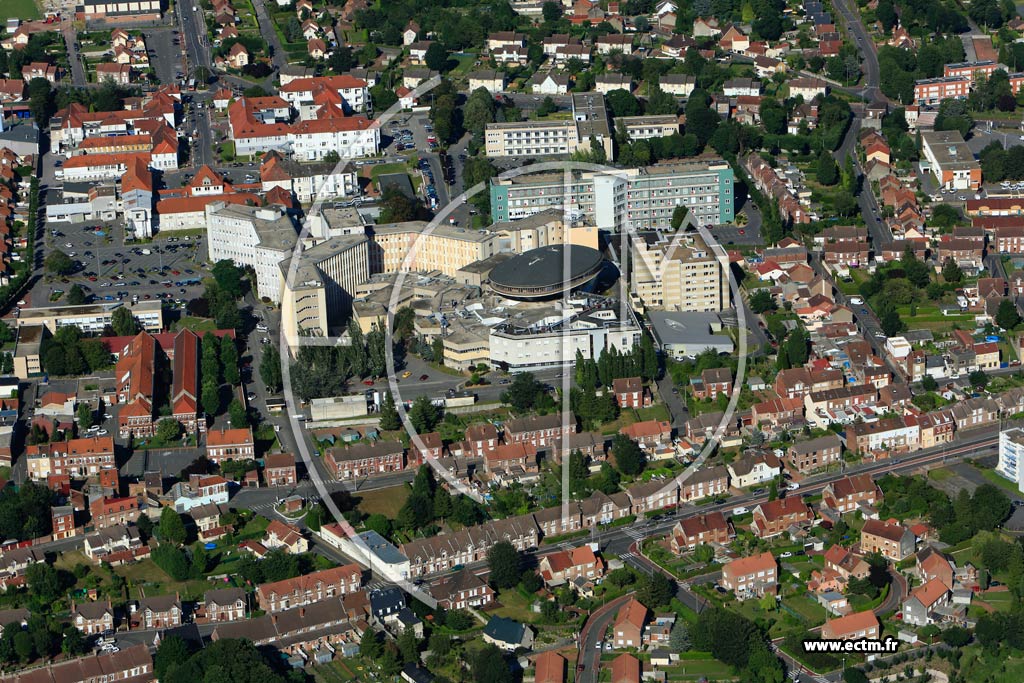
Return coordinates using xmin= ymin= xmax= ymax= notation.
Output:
xmin=659 ymin=657 xmax=737 ymax=680
xmin=113 ymin=559 xmax=210 ymax=600
xmin=978 ymin=467 xmax=1020 ymax=496
xmin=174 ymin=316 xmax=219 ymax=333
xmin=355 ymin=485 xmax=410 ymax=518
xmin=492 ymin=587 xmax=537 ymax=623
xmin=369 ymin=162 xmax=411 ymax=179
xmin=0 ymin=0 xmax=40 ymax=22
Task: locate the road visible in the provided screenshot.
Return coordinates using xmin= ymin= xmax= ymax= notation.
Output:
xmin=249 ymin=0 xmax=288 ymax=72
xmin=176 ymin=0 xmax=213 ymax=80
xmin=62 ymin=26 xmax=87 ymax=87
xmin=831 ymin=0 xmax=883 ymax=103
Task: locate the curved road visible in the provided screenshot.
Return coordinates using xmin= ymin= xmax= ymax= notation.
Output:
xmin=576 ymin=593 xmax=634 ymax=683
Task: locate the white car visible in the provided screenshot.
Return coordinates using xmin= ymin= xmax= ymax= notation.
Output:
xmin=848 ymin=296 xmax=863 ymax=305
xmin=87 ymin=425 xmax=101 ymax=432
xmin=786 ymin=482 xmax=800 ymax=491
xmin=95 ymin=429 xmax=108 ymax=436
xmin=732 ymin=506 xmax=749 ymax=516
xmin=780 ymin=552 xmax=793 ymax=559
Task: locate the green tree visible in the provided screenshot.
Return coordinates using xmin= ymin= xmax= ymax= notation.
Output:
xmin=397 ymin=626 xmax=419 ymax=664
xmin=220 ymin=337 xmax=240 ymax=385
xmin=487 ymin=541 xmax=521 ymax=589
xmin=44 ymin=249 xmax=75 ymax=275
xmin=211 ymin=260 xmax=244 ymax=299
xmin=27 ymin=77 xmax=53 ymax=127
xmin=154 ymin=635 xmax=194 ymax=681
xmin=201 ymin=382 xmax=220 ymax=417
xmin=360 ymin=628 xmax=382 ymax=659
xmin=670 ymin=205 xmax=690 ymax=230
xmin=817 ymin=151 xmax=839 ymax=185
xmin=463 ymin=87 xmax=497 ymax=136
xmin=76 ymin=402 xmax=92 ymax=432
xmin=25 ymin=563 xmax=66 ymax=604
xmin=542 ymin=0 xmax=562 ymax=21
xmin=409 ymin=395 xmax=440 ymax=433
xmin=612 ymin=433 xmax=645 ymax=475
xmin=996 ymin=298 xmax=1021 ymax=329
xmin=66 ymin=284 xmax=87 ymax=305
xmin=637 ymin=571 xmax=675 ymax=608
xmin=425 ymin=43 xmax=450 ymax=72
xmin=669 ymin=620 xmax=691 ymax=651
xmin=749 ymin=289 xmax=775 ymax=313
xmin=156 ymin=417 xmax=181 ymax=443
xmin=500 ymin=372 xmax=546 ymax=411
xmin=941 ymin=258 xmax=964 ymax=284
xmin=260 ymin=345 xmax=282 ymax=392
xmin=111 ymin=306 xmax=138 ymax=337
xmin=159 ymin=507 xmax=187 ymax=545
xmin=228 ymin=399 xmax=248 ymax=429
xmin=379 ymin=392 xmax=401 ymax=431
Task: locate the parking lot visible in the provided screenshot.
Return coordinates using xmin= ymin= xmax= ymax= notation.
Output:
xmin=35 ymin=221 xmax=210 ymax=312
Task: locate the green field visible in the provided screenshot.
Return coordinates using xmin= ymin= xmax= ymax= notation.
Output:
xmin=0 ymin=0 xmax=41 ymax=23
xmin=354 ymin=484 xmax=410 ymax=518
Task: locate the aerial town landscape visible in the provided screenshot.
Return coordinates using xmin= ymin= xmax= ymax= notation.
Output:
xmin=5 ymin=0 xmax=1024 ymax=680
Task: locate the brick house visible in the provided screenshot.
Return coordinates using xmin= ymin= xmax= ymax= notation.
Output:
xmin=465 ymin=423 xmax=499 ymax=457
xmin=720 ymin=551 xmax=777 ymax=598
xmin=751 ymin=497 xmax=813 ymax=538
xmin=206 ymin=427 xmax=255 ymax=464
xmin=135 ymin=594 xmax=182 ymax=629
xmin=690 ymin=367 xmax=733 ymax=400
xmin=612 ymin=599 xmax=648 ymax=649
xmin=679 ymin=465 xmax=729 ymax=502
xmin=430 ymin=568 xmax=496 ymax=610
xmin=504 ymin=413 xmax=577 ymax=449
xmin=203 ymin=587 xmax=247 ymax=622
xmin=670 ymin=512 xmax=732 ymax=553
xmin=263 ymin=453 xmax=297 ymax=487
xmin=51 ymin=505 xmax=76 ymax=540
xmin=625 ymin=480 xmax=678 ymax=515
xmin=860 ymin=519 xmax=915 ymax=561
xmin=612 ymin=377 xmax=651 ymax=409
xmin=822 ymin=474 xmax=881 ymax=513
xmin=538 ymin=545 xmax=605 ymax=587
xmin=325 ymin=441 xmax=405 ymax=480
xmin=821 ymin=609 xmax=879 ymax=641
xmin=255 ymin=564 xmax=363 ymax=613
xmin=484 ymin=443 xmax=539 ymax=475
xmin=89 ymin=495 xmax=140 ymax=530
xmin=786 ymin=434 xmax=842 ymax=473
xmin=619 ymin=420 xmax=672 ymax=448
xmin=72 ymin=601 xmax=115 ymax=635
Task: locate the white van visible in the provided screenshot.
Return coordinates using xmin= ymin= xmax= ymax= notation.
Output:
xmin=732 ymin=506 xmax=749 ymax=516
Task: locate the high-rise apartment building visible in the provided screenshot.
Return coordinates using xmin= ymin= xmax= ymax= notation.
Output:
xmin=490 ymin=157 xmax=734 ymax=231
xmin=627 ymin=230 xmax=729 ymax=312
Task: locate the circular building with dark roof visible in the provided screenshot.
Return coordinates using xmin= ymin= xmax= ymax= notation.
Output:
xmin=488 ymin=245 xmax=604 ymax=300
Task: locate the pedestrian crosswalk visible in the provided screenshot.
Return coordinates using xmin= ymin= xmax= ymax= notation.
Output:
xmin=815 ymin=676 xmax=829 ymax=683
xmin=622 ymin=527 xmax=647 ymax=541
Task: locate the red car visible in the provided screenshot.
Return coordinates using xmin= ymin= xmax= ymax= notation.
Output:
xmin=419 ymin=374 xmax=429 ymax=381
xmin=362 ymin=379 xmax=374 ymax=386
